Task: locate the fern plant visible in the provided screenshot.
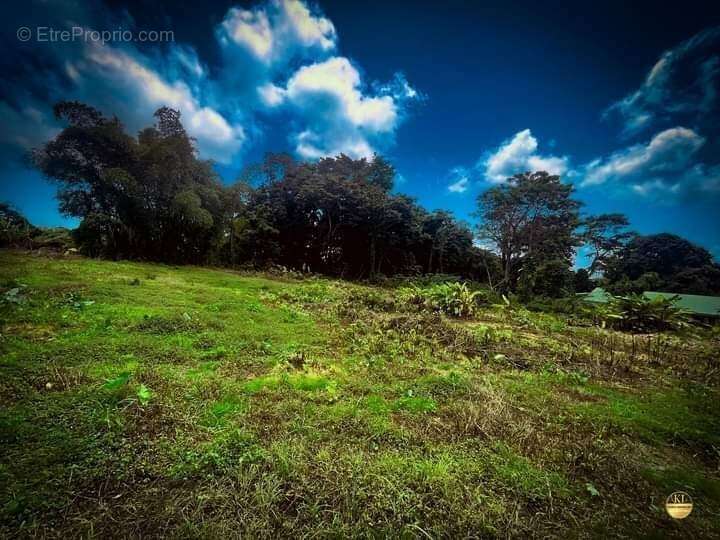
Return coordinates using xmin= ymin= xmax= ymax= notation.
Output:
xmin=606 ymin=294 xmax=691 ymax=332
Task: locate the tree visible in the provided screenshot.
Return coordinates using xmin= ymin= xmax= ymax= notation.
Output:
xmin=366 ymin=154 xmax=396 ymax=192
xmin=33 ymin=101 xmax=225 ymax=263
xmin=475 ymin=171 xmax=581 ymax=294
xmin=0 ymin=203 xmax=38 ymax=248
xmin=605 ymin=233 xmax=720 ymax=294
xmin=573 ymin=268 xmax=594 ymax=293
xmin=580 ymin=213 xmax=632 ymax=275
xmin=228 ymin=153 xmax=489 ymax=281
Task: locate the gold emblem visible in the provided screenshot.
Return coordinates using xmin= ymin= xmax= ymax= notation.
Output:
xmin=665 ymin=491 xmax=693 ymax=519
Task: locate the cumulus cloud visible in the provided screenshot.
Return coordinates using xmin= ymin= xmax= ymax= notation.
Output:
xmin=217 ymin=0 xmax=336 ymax=67
xmin=69 ymin=42 xmax=246 ymax=163
xmin=605 ymin=26 xmax=720 ymax=136
xmin=0 ymin=0 xmax=418 ymax=168
xmin=581 ymin=127 xmax=703 ymax=186
xmin=257 ymin=82 xmax=287 ymax=107
xmin=579 ymin=127 xmax=719 ymax=196
xmin=482 ymin=129 xmax=569 ymax=183
xmin=215 ymin=1 xmax=417 ymax=159
xmin=272 ymin=56 xmax=417 ymax=158
xmin=220 ymin=7 xmax=274 ymax=62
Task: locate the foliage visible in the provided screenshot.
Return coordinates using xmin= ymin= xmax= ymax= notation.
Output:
xmin=33 ymin=103 xmax=225 ymax=263
xmin=399 ymin=281 xmax=484 ymax=317
xmin=605 ymin=293 xmax=692 ymax=332
xmin=32 ymin=102 xmax=500 ymax=281
xmin=605 ymin=233 xmax=720 ymax=295
xmin=0 ymin=203 xmax=39 ymax=248
xmin=517 ymin=257 xmax=575 ymax=299
xmin=579 ymin=213 xmax=632 ymax=275
xmin=1 ymin=203 xmax=75 ymax=252
xmin=475 ymin=171 xmax=580 ymax=296
xmin=573 ymin=268 xmax=594 ymax=293
xmin=30 ymin=100 xmax=718 ymax=296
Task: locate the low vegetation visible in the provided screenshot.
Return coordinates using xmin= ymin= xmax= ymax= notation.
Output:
xmin=1 ymin=251 xmax=718 ymax=538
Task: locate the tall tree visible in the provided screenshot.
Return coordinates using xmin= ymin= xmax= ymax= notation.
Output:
xmin=605 ymin=233 xmax=720 ymax=294
xmin=475 ymin=171 xmax=580 ymax=294
xmin=33 ymin=101 xmax=224 ymax=262
xmin=580 ymin=213 xmax=632 ymax=275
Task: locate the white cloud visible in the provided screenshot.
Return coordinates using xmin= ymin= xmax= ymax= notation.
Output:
xmin=75 ymin=42 xmax=246 ymax=163
xmin=446 ymin=166 xmax=471 ymax=193
xmin=576 ymin=127 xmax=720 ymax=198
xmin=279 ymin=0 xmax=336 ymax=51
xmin=448 ymin=177 xmax=469 ymax=193
xmin=1 ymin=0 xmax=415 ymax=168
xmin=286 ymin=57 xmax=397 ymax=131
xmin=294 ymin=128 xmax=374 ymax=160
xmin=277 ymin=56 xmax=416 ymax=158
xmin=483 ymin=129 xmax=568 ymax=183
xmin=581 ymin=127 xmax=704 ymax=187
xmin=218 ymin=0 xmax=336 ymax=66
xmin=220 ymin=7 xmax=274 ymax=62
xmin=258 ymin=82 xmax=287 ymax=106
xmin=605 ymin=27 xmax=720 ymax=136
xmin=213 ymin=1 xmax=414 ymax=160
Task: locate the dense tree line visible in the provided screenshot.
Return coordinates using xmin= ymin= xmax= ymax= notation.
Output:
xmin=604 ymin=233 xmax=720 ymax=295
xmin=31 ymin=102 xmax=498 ymax=280
xmin=25 ymin=101 xmax=719 ymax=296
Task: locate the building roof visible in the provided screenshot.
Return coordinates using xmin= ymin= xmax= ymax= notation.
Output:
xmin=578 ymin=287 xmax=612 ymax=303
xmin=643 ymin=292 xmax=720 ymax=317
xmin=578 ymin=287 xmax=720 ymax=317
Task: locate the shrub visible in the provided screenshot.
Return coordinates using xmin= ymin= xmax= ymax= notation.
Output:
xmin=399 ymin=282 xmax=485 ymax=318
xmin=605 ymin=294 xmax=691 ymax=333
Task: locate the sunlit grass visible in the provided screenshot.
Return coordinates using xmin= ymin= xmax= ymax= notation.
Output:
xmin=1 ymin=251 xmax=719 ymax=537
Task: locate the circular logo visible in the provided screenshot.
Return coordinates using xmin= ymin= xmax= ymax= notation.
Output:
xmin=665 ymin=491 xmax=693 ymax=520
xmin=17 ymin=27 xmax=32 ymax=41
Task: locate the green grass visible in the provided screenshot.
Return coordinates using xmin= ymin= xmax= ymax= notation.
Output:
xmin=1 ymin=251 xmax=719 ymax=538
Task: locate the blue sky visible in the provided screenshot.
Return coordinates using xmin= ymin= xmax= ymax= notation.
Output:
xmin=2 ymin=0 xmax=719 ymax=261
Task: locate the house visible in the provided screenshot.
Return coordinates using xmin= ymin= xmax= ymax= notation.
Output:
xmin=643 ymin=292 xmax=720 ymax=318
xmin=578 ymin=288 xmax=720 ymax=318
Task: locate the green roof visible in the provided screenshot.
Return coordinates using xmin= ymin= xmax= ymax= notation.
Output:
xmin=578 ymin=288 xmax=720 ymax=316
xmin=578 ymin=287 xmax=612 ymax=304
xmin=643 ymin=292 xmax=720 ymax=317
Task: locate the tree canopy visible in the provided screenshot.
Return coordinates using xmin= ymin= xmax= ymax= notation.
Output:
xmin=604 ymin=233 xmax=720 ymax=295
xmin=28 ymin=100 xmax=718 ymax=297
xmin=32 ymin=102 xmax=498 ymax=281
xmin=475 ymin=171 xmax=580 ymax=296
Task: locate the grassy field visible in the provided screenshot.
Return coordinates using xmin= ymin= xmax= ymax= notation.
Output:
xmin=1 ymin=250 xmax=719 ymax=538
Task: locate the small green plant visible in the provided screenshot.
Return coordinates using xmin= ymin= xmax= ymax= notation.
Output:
xmin=399 ymin=282 xmax=484 ymax=318
xmin=136 ymin=384 xmax=152 ymax=406
xmin=103 ymin=371 xmax=132 ymax=390
xmin=102 ymin=372 xmax=152 ymax=406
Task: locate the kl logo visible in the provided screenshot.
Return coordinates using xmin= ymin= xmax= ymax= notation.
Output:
xmin=665 ymin=491 xmax=693 ymax=520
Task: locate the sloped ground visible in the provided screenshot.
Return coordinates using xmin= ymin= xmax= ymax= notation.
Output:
xmin=1 ymin=251 xmax=718 ymax=538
